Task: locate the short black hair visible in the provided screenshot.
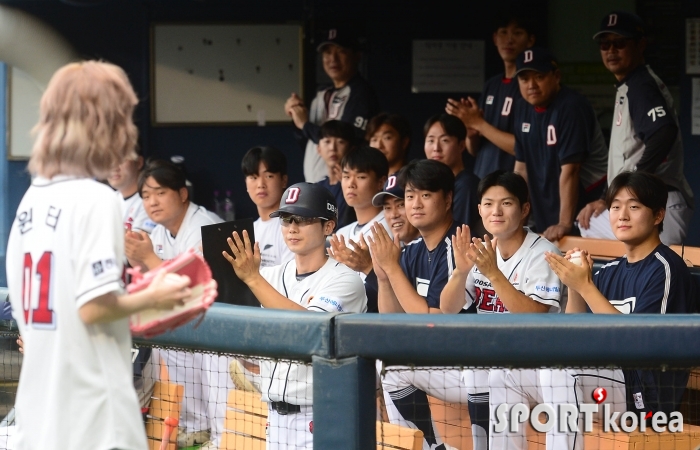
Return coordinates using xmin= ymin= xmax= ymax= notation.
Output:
xmin=493 ymin=6 xmax=537 ymax=35
xmin=365 ymin=112 xmax=412 ymax=142
xmin=241 ymin=146 xmax=287 ymax=177
xmin=397 ymin=159 xmax=455 ymax=201
xmin=478 ymin=170 xmax=529 ymax=207
xmin=605 ymin=171 xmax=667 ymax=232
xmin=423 ymin=114 xmax=467 ymax=142
xmin=340 ymin=145 xmax=389 ymax=178
xmin=320 ymin=120 xmax=357 ymax=144
xmin=138 ymin=159 xmax=187 ymax=198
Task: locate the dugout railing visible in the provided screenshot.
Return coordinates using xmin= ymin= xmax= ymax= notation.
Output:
xmin=128 ymin=303 xmax=700 ymax=449
xmin=1 ymin=297 xmax=700 ymax=448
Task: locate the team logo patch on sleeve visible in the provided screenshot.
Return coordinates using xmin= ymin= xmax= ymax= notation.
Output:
xmin=92 ymin=258 xmax=119 ymax=277
xmin=92 ymin=261 xmax=104 ymax=277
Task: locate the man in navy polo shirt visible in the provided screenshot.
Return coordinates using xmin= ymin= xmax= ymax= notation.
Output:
xmin=368 ymin=159 xmax=471 ymax=450
xmin=446 ymin=11 xmax=536 ymax=178
xmin=512 ymin=47 xmax=608 ymax=242
xmin=577 ymin=11 xmax=693 ymax=245
xmin=547 ymin=171 xmax=694 ymax=432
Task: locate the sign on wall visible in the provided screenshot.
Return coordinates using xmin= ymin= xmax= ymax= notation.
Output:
xmin=411 ymin=40 xmax=484 ymax=93
xmin=152 ymin=24 xmax=303 ymax=125
xmin=687 ymin=18 xmax=700 ymax=75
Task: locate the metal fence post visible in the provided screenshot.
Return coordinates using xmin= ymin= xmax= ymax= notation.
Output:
xmin=313 ymin=355 xmax=376 ymax=449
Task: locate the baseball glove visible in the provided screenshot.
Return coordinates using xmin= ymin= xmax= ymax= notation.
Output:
xmin=127 ymin=249 xmax=218 ymax=338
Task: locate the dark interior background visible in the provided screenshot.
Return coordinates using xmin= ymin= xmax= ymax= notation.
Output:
xmin=0 ymin=0 xmax=697 ymax=278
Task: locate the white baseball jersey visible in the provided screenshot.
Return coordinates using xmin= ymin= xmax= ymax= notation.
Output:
xmin=149 ymin=203 xmax=222 ymax=439
xmin=149 ymin=202 xmax=222 ymax=260
xmin=254 ymin=217 xmax=294 ymax=268
xmin=334 ymin=210 xmax=392 ymax=243
xmin=465 ymin=228 xmax=563 ymax=314
xmin=118 ymin=191 xmax=155 ymax=233
xmin=258 ymin=257 xmax=367 ymax=405
xmin=6 ymin=176 xmax=147 ymax=450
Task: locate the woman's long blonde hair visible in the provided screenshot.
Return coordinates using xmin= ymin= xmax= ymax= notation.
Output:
xmin=28 ymin=61 xmax=138 ymax=179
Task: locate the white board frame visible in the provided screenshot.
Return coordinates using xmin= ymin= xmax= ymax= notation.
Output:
xmin=151 ymin=23 xmax=304 ymax=126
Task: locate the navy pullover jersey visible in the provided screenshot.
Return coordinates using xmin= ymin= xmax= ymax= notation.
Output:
xmin=399 ymin=222 xmax=460 ymax=310
xmin=594 ymin=244 xmax=694 ymax=415
xmin=513 ymin=86 xmax=608 ymax=231
xmin=474 ymin=74 xmax=519 ymax=178
xmin=452 ymin=170 xmax=481 ymax=233
xmin=593 ymin=244 xmax=693 ymax=314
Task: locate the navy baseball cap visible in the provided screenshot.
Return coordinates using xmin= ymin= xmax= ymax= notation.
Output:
xmin=371 ymin=173 xmax=403 ymax=207
xmin=316 ymin=27 xmax=360 ymax=52
xmin=270 ymin=183 xmax=338 ymax=221
xmin=593 ymin=11 xmax=647 ymax=40
xmin=514 ymin=47 xmax=558 ymax=76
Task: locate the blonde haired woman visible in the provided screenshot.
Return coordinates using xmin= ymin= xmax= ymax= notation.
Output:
xmin=6 ymin=61 xmax=191 ymax=450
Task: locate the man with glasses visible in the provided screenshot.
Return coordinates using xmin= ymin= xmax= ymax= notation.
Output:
xmin=224 ymin=182 xmax=367 ymax=449
xmin=577 ymin=11 xmax=694 ymax=245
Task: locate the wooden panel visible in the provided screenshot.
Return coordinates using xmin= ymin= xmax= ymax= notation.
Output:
xmin=219 ymin=432 xmax=266 ymax=450
xmin=227 ymin=389 xmax=268 ymax=416
xmin=148 ymin=438 xmax=176 ymax=450
xmin=670 ymin=245 xmax=700 ymax=267
xmin=146 ymin=418 xmax=178 ymax=443
xmin=427 ymin=396 xmax=472 ymax=450
xmin=224 ymin=409 xmax=267 ymax=439
xmin=582 ymin=422 xmax=700 ymax=449
xmin=558 ymin=236 xmax=700 ymax=267
xmin=153 ymin=381 xmax=184 ymax=403
xmin=556 ymin=236 xmax=626 ymax=260
xmin=376 ymin=421 xmax=423 ymax=450
xmin=687 ymin=369 xmax=700 ymax=390
xmin=147 ymin=398 xmax=180 ymax=421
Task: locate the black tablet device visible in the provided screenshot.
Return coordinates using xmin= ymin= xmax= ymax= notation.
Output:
xmin=201 ymin=218 xmax=260 ymax=307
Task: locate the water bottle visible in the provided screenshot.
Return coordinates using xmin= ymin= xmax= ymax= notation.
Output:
xmin=223 ymin=190 xmax=235 ymax=221
xmin=213 ymin=190 xmax=223 ymax=218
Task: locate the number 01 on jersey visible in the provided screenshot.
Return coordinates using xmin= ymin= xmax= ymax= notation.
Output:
xmin=22 ymin=251 xmax=56 ymax=328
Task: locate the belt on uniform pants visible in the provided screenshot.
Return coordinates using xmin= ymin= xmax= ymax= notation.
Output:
xmin=270 ymin=401 xmax=302 ymax=415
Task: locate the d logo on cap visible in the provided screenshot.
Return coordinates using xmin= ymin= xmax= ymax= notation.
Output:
xmin=386 ymin=176 xmax=397 ymax=189
xmin=607 ymin=14 xmax=618 ymax=27
xmin=285 ymin=187 xmax=300 ymax=204
xmin=524 ymin=50 xmax=533 ymax=63
xmin=328 ymin=29 xmax=337 ymax=39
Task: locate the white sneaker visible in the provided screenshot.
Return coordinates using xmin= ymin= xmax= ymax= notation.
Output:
xmin=176 ymin=428 xmax=210 ymax=447
xmin=197 ymin=441 xmax=219 ymax=450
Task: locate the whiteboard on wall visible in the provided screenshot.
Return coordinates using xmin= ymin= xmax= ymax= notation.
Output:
xmin=152 ymin=23 xmax=303 ymax=125
xmin=8 ymin=66 xmax=42 ymax=160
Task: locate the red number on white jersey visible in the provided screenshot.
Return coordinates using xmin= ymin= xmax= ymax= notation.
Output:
xmin=21 ymin=251 xmax=56 ymax=328
xmin=501 ymin=97 xmax=513 ymax=116
xmin=285 ymin=187 xmax=300 ymax=204
xmin=547 ymin=125 xmax=557 ymax=145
